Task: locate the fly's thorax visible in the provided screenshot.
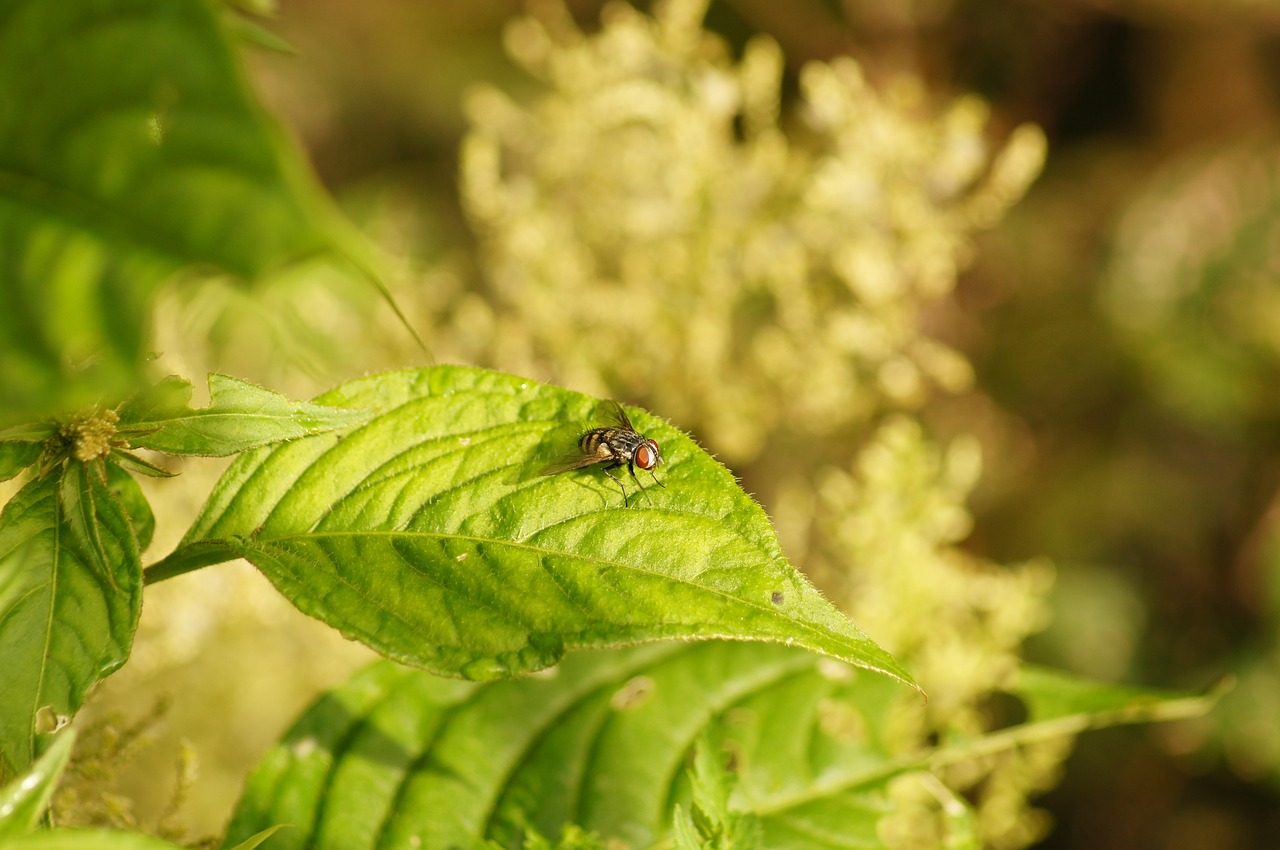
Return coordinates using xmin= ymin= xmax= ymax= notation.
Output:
xmin=579 ymin=426 xmax=649 ymax=462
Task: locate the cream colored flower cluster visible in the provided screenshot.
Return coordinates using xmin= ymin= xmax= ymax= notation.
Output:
xmin=460 ymin=0 xmax=1044 ymax=463
xmin=458 ymin=3 xmax=1058 ymax=845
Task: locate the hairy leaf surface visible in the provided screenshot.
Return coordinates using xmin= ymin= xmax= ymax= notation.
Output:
xmin=153 ymin=367 xmax=913 ymax=685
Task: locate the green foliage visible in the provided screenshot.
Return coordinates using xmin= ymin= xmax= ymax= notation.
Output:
xmin=0 ymin=729 xmax=75 ymax=837
xmin=671 ymin=735 xmax=762 ymax=850
xmin=0 ymin=0 xmax=1229 ymax=848
xmin=149 ymin=366 xmax=915 ymax=686
xmin=0 ymin=442 xmax=41 ymax=482
xmin=0 ymin=0 xmax=337 ymax=426
xmin=0 ymin=831 xmax=187 ymax=850
xmin=117 ymin=373 xmax=373 ymax=457
xmin=1101 ymin=142 xmax=1280 ymax=427
xmin=0 ymin=380 xmax=378 ymax=780
xmin=0 ymin=469 xmax=141 ymax=780
xmin=221 ymin=643 xmax=1212 ymax=850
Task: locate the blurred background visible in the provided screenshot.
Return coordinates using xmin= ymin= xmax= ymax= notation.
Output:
xmin=78 ymin=0 xmax=1280 ymax=848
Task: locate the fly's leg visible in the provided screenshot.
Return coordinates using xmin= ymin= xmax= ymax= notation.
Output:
xmin=602 ymin=463 xmax=630 ymax=507
xmin=627 ymin=462 xmax=655 ymax=506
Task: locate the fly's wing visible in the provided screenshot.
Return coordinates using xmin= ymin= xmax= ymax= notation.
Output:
xmin=598 ymin=400 xmax=634 ymax=432
xmin=541 ymin=400 xmax=630 ymax=476
xmin=539 ymin=451 xmax=607 ymax=476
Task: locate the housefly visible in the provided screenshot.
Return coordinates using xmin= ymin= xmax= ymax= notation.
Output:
xmin=541 ymin=400 xmax=665 ymax=506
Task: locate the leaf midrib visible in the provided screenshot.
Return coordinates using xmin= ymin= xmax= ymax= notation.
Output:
xmin=247 ymin=528 xmax=880 ymax=665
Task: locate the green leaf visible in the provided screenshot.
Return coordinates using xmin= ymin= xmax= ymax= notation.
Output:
xmin=0 ymin=468 xmax=142 ymax=777
xmin=108 ymin=449 xmax=175 ymax=481
xmin=1003 ymin=664 xmax=1219 ymax=733
xmin=223 ymin=646 xmax=1214 ymax=850
xmin=0 ymin=442 xmax=40 ymax=482
xmin=0 ymin=0 xmax=337 ymax=425
xmin=0 ymin=829 xmax=187 ymax=850
xmin=222 ymin=644 xmax=897 ymax=850
xmin=0 ymin=729 xmax=75 ymax=836
xmin=118 ymin=374 xmax=373 ymax=456
xmin=151 ymin=366 xmax=914 ymax=686
xmin=673 ymin=734 xmax=762 ymax=850
xmin=104 ymin=463 xmax=155 ymax=554
xmin=224 ymin=825 xmax=292 ymax=850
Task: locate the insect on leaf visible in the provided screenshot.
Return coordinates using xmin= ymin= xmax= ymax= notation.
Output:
xmin=152 ymin=366 xmax=918 ymax=689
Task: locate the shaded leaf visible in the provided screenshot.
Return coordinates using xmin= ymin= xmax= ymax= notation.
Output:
xmin=152 ymin=366 xmax=914 ymax=686
xmin=0 ymin=469 xmax=142 ymax=777
xmin=119 ymin=374 xmax=372 ymax=457
xmin=0 ymin=442 xmax=40 ymax=482
xmin=0 ymin=729 xmax=75 ymax=836
xmin=223 ymin=646 xmax=1214 ymax=850
xmin=0 ymin=424 xmax=55 ymax=442
xmin=673 ymin=734 xmax=762 ymax=850
xmin=1006 ymin=664 xmax=1219 ymax=731
xmin=105 ymin=463 xmax=156 ymax=554
xmin=1101 ymin=143 xmax=1280 ymax=426
xmin=108 ymin=449 xmax=175 ymax=481
xmin=0 ymin=0 xmax=337 ymax=425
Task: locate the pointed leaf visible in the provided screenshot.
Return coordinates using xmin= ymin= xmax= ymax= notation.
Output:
xmin=1004 ymin=664 xmax=1219 ymax=732
xmin=119 ymin=374 xmax=373 ymax=456
xmin=108 ymin=449 xmax=175 ymax=481
xmin=104 ymin=463 xmax=155 ymax=554
xmin=225 ymin=825 xmax=291 ymax=850
xmin=0 ymin=0 xmax=337 ymax=424
xmin=0 ymin=469 xmax=142 ymax=777
xmin=153 ymin=366 xmax=914 ymax=686
xmin=223 ymin=646 xmax=1214 ymax=850
xmin=0 ymin=729 xmax=75 ymax=836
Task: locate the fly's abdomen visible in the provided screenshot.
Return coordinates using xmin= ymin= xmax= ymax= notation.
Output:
xmin=580 ymin=428 xmax=616 ymax=458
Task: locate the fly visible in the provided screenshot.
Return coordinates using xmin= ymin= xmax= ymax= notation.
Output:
xmin=541 ymin=400 xmax=666 ymax=506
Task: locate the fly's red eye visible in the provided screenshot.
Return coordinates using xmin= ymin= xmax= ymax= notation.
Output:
xmin=636 ymin=441 xmax=659 ymax=470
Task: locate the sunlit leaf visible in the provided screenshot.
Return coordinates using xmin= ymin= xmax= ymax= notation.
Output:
xmin=119 ymin=374 xmax=373 ymax=457
xmin=0 ymin=829 xmax=187 ymax=849
xmin=223 ymin=647 xmax=1214 ymax=850
xmin=0 ymin=469 xmax=141 ymax=777
xmin=0 ymin=729 xmax=75 ymax=836
xmin=223 ymin=644 xmax=905 ymax=850
xmin=224 ymin=825 xmax=292 ymax=850
xmin=0 ymin=0 xmax=337 ymax=424
xmin=151 ymin=366 xmax=914 ymax=686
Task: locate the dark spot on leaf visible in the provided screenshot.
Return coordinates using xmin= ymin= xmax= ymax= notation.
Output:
xmin=771 ymin=591 xmax=784 ymax=605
